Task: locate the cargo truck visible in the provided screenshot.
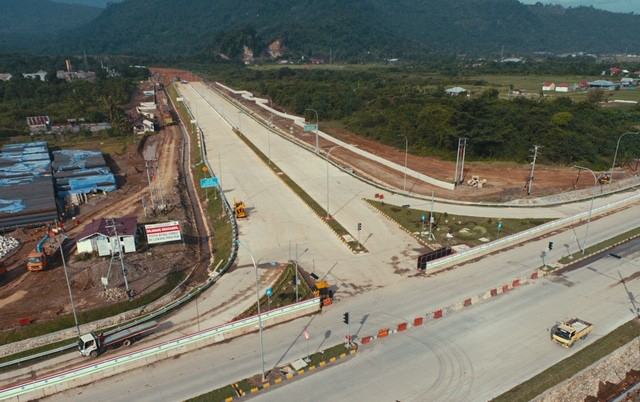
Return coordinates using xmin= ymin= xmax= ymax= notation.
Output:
xmin=78 ymin=320 xmax=158 ymax=357
xmin=552 ymin=318 xmax=593 ymax=348
xmin=26 ymin=231 xmax=65 ymax=272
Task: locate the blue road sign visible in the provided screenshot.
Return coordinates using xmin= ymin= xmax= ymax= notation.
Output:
xmin=303 ymin=124 xmax=317 ymax=132
xmin=497 ymin=221 xmax=503 ymax=230
xmin=266 ymin=288 xmax=273 ymax=297
xmin=200 ymin=177 xmax=219 ymax=188
xmin=421 ymin=214 xmax=426 ymax=222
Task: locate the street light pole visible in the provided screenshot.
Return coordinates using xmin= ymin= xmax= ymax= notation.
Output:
xmin=325 ymin=145 xmax=342 ymax=219
xmin=60 ymin=236 xmax=80 ymax=336
xmin=236 ymin=240 xmax=266 ymax=382
xmin=572 ymin=165 xmax=598 ymax=255
xmin=267 ymin=115 xmax=273 ymax=165
xmin=305 ymin=108 xmax=319 ymax=153
xmin=397 ymin=134 xmax=408 ymax=192
xmin=610 ymin=131 xmax=640 ymax=184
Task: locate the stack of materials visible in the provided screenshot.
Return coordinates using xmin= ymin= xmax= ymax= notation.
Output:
xmin=0 ymin=235 xmax=20 ymax=259
xmin=52 ymin=150 xmax=116 ymax=200
xmin=0 ymin=142 xmax=58 ymax=229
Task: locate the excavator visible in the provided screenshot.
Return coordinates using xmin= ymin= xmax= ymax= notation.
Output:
xmin=234 ymin=197 xmax=247 ymax=219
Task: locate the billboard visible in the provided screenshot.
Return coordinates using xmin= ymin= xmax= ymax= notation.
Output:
xmin=145 ymin=221 xmax=182 ymax=244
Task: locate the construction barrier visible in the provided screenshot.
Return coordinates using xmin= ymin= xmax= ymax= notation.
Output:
xmin=531 ymin=271 xmax=539 ymax=280
xmin=378 ymin=328 xmax=389 ymax=338
xmin=397 ymin=323 xmax=407 ymax=332
xmin=512 ymin=279 xmax=521 ymax=287
xmin=361 ymin=336 xmax=372 ymax=344
xmin=502 ymin=284 xmax=509 ymax=293
xmin=490 ymin=288 xmax=498 ymax=297
xmin=464 ymin=298 xmax=472 ymax=307
xmin=413 ymin=317 xmax=423 ymax=326
xmin=434 ymin=309 xmax=443 ymax=319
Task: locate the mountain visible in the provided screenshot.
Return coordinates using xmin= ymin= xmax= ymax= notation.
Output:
xmin=7 ymin=0 xmax=640 ymax=58
xmin=0 ymin=0 xmax=100 ymax=52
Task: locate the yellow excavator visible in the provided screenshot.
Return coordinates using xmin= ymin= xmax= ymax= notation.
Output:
xmin=234 ymin=197 xmax=247 ymax=219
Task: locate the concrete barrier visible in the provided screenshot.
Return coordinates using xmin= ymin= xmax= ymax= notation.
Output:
xmin=397 ymin=323 xmax=407 ymax=332
xmin=434 ymin=310 xmax=443 ymax=319
xmin=413 ymin=317 xmax=423 ymax=326
xmin=490 ymin=288 xmax=498 ymax=297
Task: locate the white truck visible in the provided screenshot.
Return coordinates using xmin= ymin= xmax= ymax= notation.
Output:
xmin=552 ymin=318 xmax=593 ymax=348
xmin=78 ymin=321 xmax=158 ymax=357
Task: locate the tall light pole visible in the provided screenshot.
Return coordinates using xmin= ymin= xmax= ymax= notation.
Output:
xmin=305 ymin=108 xmax=319 ymax=153
xmin=267 ymin=115 xmax=273 ymax=165
xmin=572 ymin=165 xmax=598 ymax=255
xmin=60 ymin=236 xmax=80 ymax=336
xmin=610 ymin=131 xmax=640 ymax=184
xmin=236 ymin=240 xmax=266 ymax=382
xmin=397 ymin=134 xmax=408 ymax=192
xmin=325 ymin=145 xmax=343 ymax=220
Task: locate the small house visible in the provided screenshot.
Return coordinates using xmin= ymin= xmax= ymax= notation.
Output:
xmin=0 ymin=73 xmax=12 ymax=81
xmin=22 ymin=70 xmax=47 ymax=81
xmin=542 ymin=82 xmax=556 ymax=91
xmin=555 ymin=83 xmax=570 ymax=93
xmin=26 ymin=116 xmax=50 ymax=134
xmin=75 ymin=217 xmax=138 ymax=256
xmin=445 ymin=87 xmax=468 ymax=96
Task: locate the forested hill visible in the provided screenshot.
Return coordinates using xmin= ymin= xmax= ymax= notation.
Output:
xmin=0 ymin=0 xmax=100 ymax=51
xmin=6 ymin=0 xmax=640 ymax=58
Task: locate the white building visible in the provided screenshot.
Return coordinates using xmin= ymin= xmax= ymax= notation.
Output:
xmin=75 ymin=217 xmax=137 ymax=256
xmin=22 ymin=70 xmax=47 ymax=81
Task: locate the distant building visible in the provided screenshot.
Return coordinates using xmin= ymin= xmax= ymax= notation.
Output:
xmin=56 ymin=70 xmax=96 ymax=82
xmin=609 ymin=67 xmax=622 ymax=76
xmin=26 ymin=116 xmax=51 ymax=134
xmin=75 ymin=217 xmax=138 ymax=256
xmin=502 ymin=57 xmax=523 ymax=63
xmin=542 ymin=82 xmax=556 ymax=91
xmin=22 ymin=70 xmax=47 ymax=81
xmin=555 ymin=83 xmax=570 ymax=93
xmin=445 ymin=87 xmax=468 ymax=96
xmin=0 ymin=73 xmax=12 ymax=81
xmin=588 ymin=80 xmax=617 ymax=90
xmin=620 ymin=77 xmax=635 ymax=87
xmin=310 ymin=58 xmax=325 ymax=64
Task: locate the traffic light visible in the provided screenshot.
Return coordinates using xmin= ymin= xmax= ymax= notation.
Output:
xmin=548 ymin=242 xmax=553 ymax=250
xmin=343 ymin=312 xmax=349 ymax=324
xmin=357 ymin=223 xmax=362 ymax=231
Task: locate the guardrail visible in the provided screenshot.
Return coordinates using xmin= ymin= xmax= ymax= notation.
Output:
xmin=424 ymin=191 xmax=640 ymax=270
xmin=0 ymin=298 xmax=320 ymax=402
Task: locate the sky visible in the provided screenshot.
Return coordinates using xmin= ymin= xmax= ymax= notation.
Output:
xmin=519 ymin=0 xmax=639 ymax=13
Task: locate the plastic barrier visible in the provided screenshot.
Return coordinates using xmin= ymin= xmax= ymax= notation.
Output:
xmin=502 ymin=284 xmax=509 ymax=293
xmin=378 ymin=328 xmax=389 ymax=338
xmin=397 ymin=323 xmax=407 ymax=332
xmin=361 ymin=336 xmax=372 ymax=344
xmin=531 ymin=271 xmax=539 ymax=280
xmin=464 ymin=298 xmax=472 ymax=307
xmin=434 ymin=310 xmax=443 ymax=319
xmin=413 ymin=317 xmax=423 ymax=326
xmin=512 ymin=279 xmax=521 ymax=287
xmin=490 ymin=288 xmax=498 ymax=297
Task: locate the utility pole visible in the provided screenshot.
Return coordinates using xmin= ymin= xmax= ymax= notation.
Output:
xmin=527 ymin=145 xmax=540 ymax=197
xmin=105 ymin=218 xmax=132 ymax=298
xmin=454 ymin=138 xmax=468 ymax=187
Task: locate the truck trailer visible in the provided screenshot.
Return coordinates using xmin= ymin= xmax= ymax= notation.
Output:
xmin=552 ymin=318 xmax=593 ymax=348
xmin=78 ymin=320 xmax=158 ymax=357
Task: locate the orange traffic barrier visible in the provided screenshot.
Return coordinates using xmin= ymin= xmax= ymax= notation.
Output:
xmin=361 ymin=336 xmax=372 ymax=344
xmin=531 ymin=271 xmax=539 ymax=280
xmin=434 ymin=309 xmax=443 ymax=319
xmin=378 ymin=328 xmax=389 ymax=338
xmin=502 ymin=284 xmax=509 ymax=293
xmin=512 ymin=279 xmax=521 ymax=287
xmin=414 ymin=317 xmax=423 ymax=326
xmin=490 ymin=288 xmax=498 ymax=297
xmin=397 ymin=322 xmax=407 ymax=332
xmin=464 ymin=298 xmax=472 ymax=307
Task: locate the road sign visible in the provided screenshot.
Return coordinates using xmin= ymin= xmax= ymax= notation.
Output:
xmin=202 ymin=166 xmax=208 ymax=172
xmin=266 ymin=288 xmax=273 ymax=297
xmin=497 ymin=221 xmax=503 ymax=230
xmin=304 ymin=329 xmax=310 ymax=340
xmin=200 ymin=177 xmax=219 ymax=188
xmin=303 ymin=124 xmax=317 ymax=132
xmin=421 ymin=214 xmax=426 ymax=222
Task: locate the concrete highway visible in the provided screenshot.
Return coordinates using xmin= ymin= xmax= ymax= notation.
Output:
xmin=7 ymin=79 xmax=639 ymax=400
xmin=43 ymin=234 xmax=640 ymax=402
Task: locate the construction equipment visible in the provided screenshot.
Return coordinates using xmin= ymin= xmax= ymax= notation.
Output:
xmin=78 ymin=321 xmax=158 ymax=357
xmin=313 ymin=281 xmax=333 ymax=306
xmin=234 ymin=197 xmax=247 ymax=219
xmin=552 ymin=318 xmax=593 ymax=348
xmin=26 ymin=230 xmax=65 ymax=272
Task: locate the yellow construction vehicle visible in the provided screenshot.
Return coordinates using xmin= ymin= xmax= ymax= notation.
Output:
xmin=313 ymin=281 xmax=333 ymax=307
xmin=234 ymin=197 xmax=247 ymax=219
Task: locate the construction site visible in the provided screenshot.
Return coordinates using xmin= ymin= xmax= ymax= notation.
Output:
xmin=0 ymin=80 xmax=203 ymax=331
